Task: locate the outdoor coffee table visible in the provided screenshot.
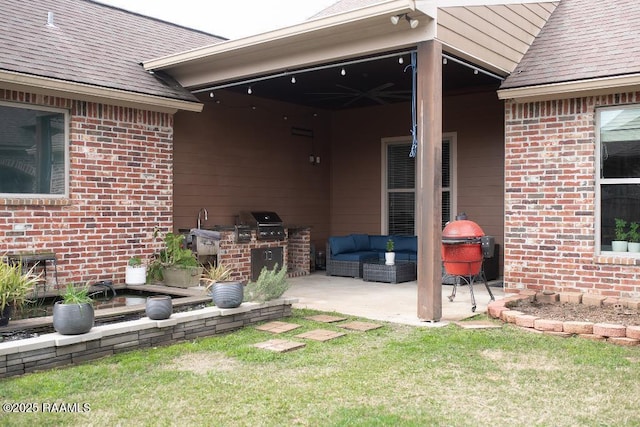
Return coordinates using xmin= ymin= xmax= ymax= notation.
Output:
xmin=362 ymin=260 xmax=417 ymax=284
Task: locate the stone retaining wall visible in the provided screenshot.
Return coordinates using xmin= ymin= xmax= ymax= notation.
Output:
xmin=0 ymin=298 xmax=296 ymax=379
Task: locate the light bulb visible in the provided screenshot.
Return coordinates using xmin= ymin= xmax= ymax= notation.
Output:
xmin=247 ymin=87 xmax=252 ymax=94
xmin=291 ymin=76 xmax=296 ymax=84
xmin=340 ymin=67 xmax=346 ymax=76
xmin=398 ymin=57 xmax=404 ymax=64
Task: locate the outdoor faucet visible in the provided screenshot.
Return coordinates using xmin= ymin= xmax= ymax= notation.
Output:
xmin=197 ymin=208 xmax=208 ymax=229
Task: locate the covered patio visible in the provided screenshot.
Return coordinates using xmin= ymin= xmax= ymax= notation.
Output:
xmin=284 ymin=271 xmax=504 ymax=326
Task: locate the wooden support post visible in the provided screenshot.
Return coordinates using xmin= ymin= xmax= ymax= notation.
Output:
xmin=416 ymin=40 xmax=443 ymax=321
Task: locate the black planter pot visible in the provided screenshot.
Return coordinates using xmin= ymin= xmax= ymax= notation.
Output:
xmin=145 ymin=295 xmax=172 ymax=320
xmin=53 ymin=302 xmax=95 ymax=335
xmin=0 ymin=304 xmax=12 ymax=327
xmin=210 ymin=281 xmax=244 ymax=308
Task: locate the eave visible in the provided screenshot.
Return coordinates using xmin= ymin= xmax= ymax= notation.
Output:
xmin=143 ymin=0 xmax=436 ymax=90
xmin=0 ymin=70 xmax=203 ymax=113
xmin=497 ymin=74 xmax=640 ymax=102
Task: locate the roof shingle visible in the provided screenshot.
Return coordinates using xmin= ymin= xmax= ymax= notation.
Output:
xmin=0 ymin=0 xmax=224 ymax=101
xmin=501 ymin=0 xmax=640 ymax=89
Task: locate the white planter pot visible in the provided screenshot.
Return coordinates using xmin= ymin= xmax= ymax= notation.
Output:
xmin=125 ymin=265 xmax=147 ymax=285
xmin=385 ymin=252 xmax=395 ymax=266
xmin=628 ymin=242 xmax=640 ymax=253
xmin=611 ymin=241 xmax=628 ymax=252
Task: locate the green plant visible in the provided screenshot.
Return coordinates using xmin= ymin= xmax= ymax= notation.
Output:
xmin=0 ymin=259 xmax=40 ymax=311
xmin=147 ymin=230 xmax=199 ymax=282
xmin=243 ymin=264 xmax=288 ymax=303
xmin=386 ymin=238 xmax=394 ymax=252
xmin=59 ymin=283 xmax=92 ymax=305
xmin=614 ymin=218 xmax=628 ymax=241
xmin=629 ymin=222 xmax=640 ymax=243
xmin=128 ymin=256 xmax=143 ymax=267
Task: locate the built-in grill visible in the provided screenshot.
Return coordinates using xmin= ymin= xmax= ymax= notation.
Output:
xmin=238 ymin=211 xmax=286 ymax=241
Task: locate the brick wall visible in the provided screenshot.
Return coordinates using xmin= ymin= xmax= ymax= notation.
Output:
xmin=0 ymin=90 xmax=173 ymax=288
xmin=504 ymin=92 xmax=640 ymax=298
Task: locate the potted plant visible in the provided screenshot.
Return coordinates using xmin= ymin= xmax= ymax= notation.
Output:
xmin=385 ymin=238 xmax=395 ymax=265
xmin=628 ymin=222 xmax=640 ymax=252
xmin=0 ymin=260 xmax=39 ymax=327
xmin=612 ymin=218 xmax=628 ymax=252
xmin=244 ymin=264 xmax=289 ymax=303
xmin=145 ymin=295 xmax=172 ymax=320
xmin=147 ymin=231 xmax=203 ymax=288
xmin=53 ymin=283 xmax=94 ymax=335
xmin=203 ymin=263 xmax=244 ymax=308
xmin=125 ymin=256 xmax=147 ymax=285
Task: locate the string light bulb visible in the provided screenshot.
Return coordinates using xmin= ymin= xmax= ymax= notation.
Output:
xmin=340 ymin=67 xmax=346 ymax=76
xmin=291 ymin=75 xmax=296 ymax=84
xmin=247 ymin=86 xmax=253 ymax=94
xmin=398 ymin=57 xmax=404 ymax=64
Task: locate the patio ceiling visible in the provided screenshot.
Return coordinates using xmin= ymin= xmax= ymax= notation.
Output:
xmin=143 ymin=0 xmax=556 ymax=110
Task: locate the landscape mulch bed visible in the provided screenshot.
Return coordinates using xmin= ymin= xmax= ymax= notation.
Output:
xmin=512 ymin=299 xmax=640 ymax=326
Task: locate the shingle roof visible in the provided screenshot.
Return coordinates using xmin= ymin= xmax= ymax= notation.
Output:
xmin=501 ymin=0 xmax=640 ymax=89
xmin=0 ymin=0 xmax=224 ymax=101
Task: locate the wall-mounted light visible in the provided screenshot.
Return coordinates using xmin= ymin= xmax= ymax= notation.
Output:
xmin=390 ymin=13 xmax=419 ymax=29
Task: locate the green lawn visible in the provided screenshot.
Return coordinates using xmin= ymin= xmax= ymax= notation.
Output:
xmin=1 ymin=309 xmax=639 ymax=426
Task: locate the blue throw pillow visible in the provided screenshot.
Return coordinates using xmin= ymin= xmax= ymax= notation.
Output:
xmin=351 ymin=234 xmax=370 ymax=251
xmin=369 ymin=235 xmax=389 ymax=251
xmin=393 ymin=236 xmax=417 ymax=252
xmin=329 ymin=235 xmax=356 ymax=255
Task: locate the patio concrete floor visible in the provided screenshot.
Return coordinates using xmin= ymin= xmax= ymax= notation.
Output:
xmin=283 ymin=271 xmax=505 ymax=327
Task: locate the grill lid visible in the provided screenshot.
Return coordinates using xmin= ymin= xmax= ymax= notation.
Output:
xmin=442 ymin=219 xmax=484 ymax=243
xmin=238 ymin=211 xmax=283 ymax=226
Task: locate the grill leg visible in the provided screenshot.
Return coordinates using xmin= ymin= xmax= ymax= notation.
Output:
xmin=448 ymin=277 xmax=459 ymax=302
xmin=468 ymin=275 xmax=477 ymax=312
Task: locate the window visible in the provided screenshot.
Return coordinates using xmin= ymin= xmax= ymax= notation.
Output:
xmin=596 ymin=106 xmax=640 ymax=253
xmin=383 ymin=135 xmax=455 ymax=235
xmin=0 ymin=102 xmax=68 ymax=197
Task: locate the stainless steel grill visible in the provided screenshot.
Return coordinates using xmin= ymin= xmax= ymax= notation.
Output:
xmin=238 ymin=211 xmax=285 ymax=241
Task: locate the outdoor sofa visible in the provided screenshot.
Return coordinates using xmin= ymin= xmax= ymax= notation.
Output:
xmin=326 ymin=234 xmax=417 ymax=278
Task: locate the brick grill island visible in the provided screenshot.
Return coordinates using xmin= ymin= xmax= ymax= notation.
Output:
xmin=214 ymin=227 xmax=311 ymax=282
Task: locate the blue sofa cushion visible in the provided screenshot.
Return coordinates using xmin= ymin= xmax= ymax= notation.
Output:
xmin=332 ymin=251 xmax=379 ymax=262
xmin=393 ymin=235 xmax=417 ymax=252
xmin=329 ymin=235 xmax=356 ymax=255
xmin=369 ymin=235 xmax=390 ymax=252
xmin=350 ymin=234 xmax=371 ymax=251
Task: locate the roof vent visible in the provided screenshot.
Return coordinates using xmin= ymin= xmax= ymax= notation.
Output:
xmin=47 ymin=11 xmax=55 ymax=27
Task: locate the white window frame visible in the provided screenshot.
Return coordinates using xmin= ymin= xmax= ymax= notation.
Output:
xmin=595 ymin=104 xmax=640 ymax=256
xmin=0 ymin=101 xmax=70 ymax=199
xmin=381 ymin=133 xmax=457 ymax=234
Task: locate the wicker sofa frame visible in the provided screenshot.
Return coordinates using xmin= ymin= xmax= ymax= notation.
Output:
xmin=325 ymin=242 xmax=378 ymax=278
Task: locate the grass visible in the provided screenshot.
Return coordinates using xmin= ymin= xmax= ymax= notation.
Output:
xmin=1 ymin=309 xmax=640 ymax=426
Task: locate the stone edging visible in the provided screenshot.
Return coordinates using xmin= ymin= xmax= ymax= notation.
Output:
xmin=487 ymin=291 xmax=640 ymax=346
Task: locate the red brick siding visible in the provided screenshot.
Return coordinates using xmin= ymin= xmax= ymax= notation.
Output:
xmin=504 ymin=92 xmax=640 ymax=298
xmin=0 ymin=90 xmax=173 ymax=287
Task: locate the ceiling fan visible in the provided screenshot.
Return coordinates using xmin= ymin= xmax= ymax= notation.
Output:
xmin=307 ymin=82 xmax=411 ymax=108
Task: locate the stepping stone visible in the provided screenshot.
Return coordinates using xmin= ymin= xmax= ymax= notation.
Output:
xmin=305 ymin=314 xmax=348 ymax=323
xmin=295 ymin=329 xmax=346 ymax=342
xmin=255 ymin=321 xmax=301 ymax=334
xmin=253 ymin=339 xmax=305 ymax=353
xmin=338 ymin=321 xmax=383 ymax=332
xmin=454 ymin=321 xmax=503 ymax=330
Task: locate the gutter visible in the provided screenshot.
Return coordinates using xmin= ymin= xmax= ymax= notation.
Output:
xmin=497 ymin=73 xmax=640 ymax=102
xmin=0 ymin=70 xmax=203 ymax=113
